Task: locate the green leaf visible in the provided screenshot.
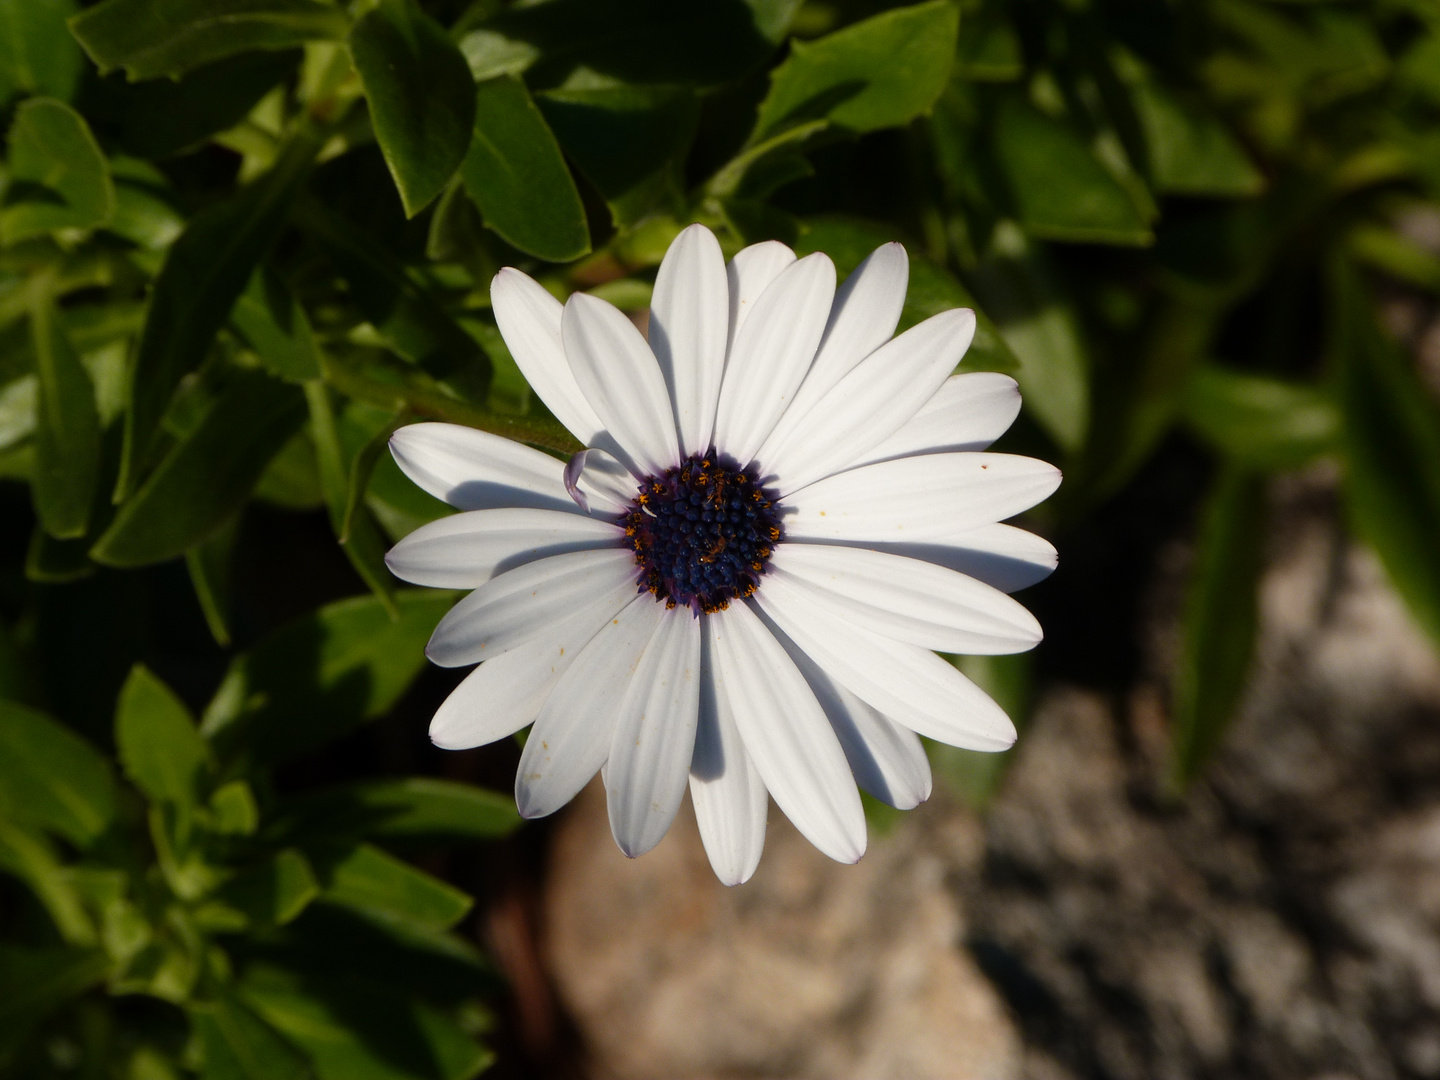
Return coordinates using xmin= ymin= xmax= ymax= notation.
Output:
xmin=211 ymin=849 xmax=319 ymax=929
xmin=1182 ymin=366 xmax=1339 ymax=468
xmin=0 ymin=99 xmax=115 ymax=245
xmin=120 ymin=128 xmax=319 ymax=498
xmin=242 ymin=965 xmax=492 ymax=1080
xmin=0 ymin=0 xmax=83 ymax=103
xmin=1169 ymin=466 xmax=1265 ymax=790
xmin=200 ymin=590 xmax=456 ymax=766
xmin=189 ymin=993 xmax=310 ymax=1080
xmin=0 ymin=821 xmax=97 ymax=944
xmin=95 ymin=366 xmax=307 ymax=566
xmin=349 ymin=0 xmax=475 ymax=217
xmin=536 ymin=85 xmax=698 ymax=230
xmin=927 ymin=652 xmax=1032 ymax=810
xmin=187 ymin=521 xmax=239 ymax=647
xmin=956 ymin=5 xmax=1022 ymax=83
xmin=754 ymin=0 xmax=958 ymax=140
xmin=796 ymin=215 xmax=1019 ymax=372
xmin=0 ymin=945 xmax=109 ymax=1062
xmin=1131 ymin=83 xmax=1263 ymax=198
xmin=1334 ymin=266 xmax=1440 ymax=650
xmin=281 ymin=779 xmax=520 ymax=846
xmin=459 ymin=75 xmax=589 ymax=262
xmin=967 ymin=222 xmax=1090 ymax=451
xmin=0 ymin=699 xmax=116 ymax=846
xmin=70 ymin=0 xmax=347 ymax=80
xmin=232 ymin=269 xmax=323 ymax=383
xmin=313 ymin=843 xmax=472 ymax=933
xmin=115 ymin=664 xmax=210 ymax=810
xmin=30 ymin=297 xmax=100 ymax=540
xmin=24 ymin=525 xmax=94 ymax=583
xmin=254 ymin=428 xmax=324 ymax=510
xmin=991 ymin=96 xmax=1153 ymax=247
xmin=1348 ymin=224 xmax=1440 ymax=294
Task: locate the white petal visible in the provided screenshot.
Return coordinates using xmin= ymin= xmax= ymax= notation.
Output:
xmin=389 ymin=423 xmax=578 ymax=514
xmin=385 ymin=508 xmax=622 ymax=589
xmin=606 ymin=606 xmax=702 ymax=857
xmin=754 ymin=607 xmax=931 ymax=810
xmin=755 ymin=576 xmax=1016 ymax=751
xmin=782 ymin=452 xmax=1061 ymax=543
xmin=689 ymin=618 xmax=768 ymax=885
xmin=709 ymin=601 xmax=865 ymax=864
xmin=562 ymin=292 xmax=680 ymax=477
xmin=764 ymin=308 xmax=977 ymax=494
xmin=650 ymin=224 xmax=728 ymax=456
xmin=515 ymin=594 xmax=664 ymax=818
xmin=425 ymin=548 xmax=637 ymax=667
xmin=491 ymin=269 xmax=607 ymax=445
xmin=854 ymin=372 xmax=1022 ymax=468
xmin=726 ymin=240 xmax=796 ymax=355
xmin=712 ymin=252 xmax=836 ymax=466
xmin=563 ymin=448 xmax=636 ymax=516
xmin=768 ymin=543 xmax=1041 ymax=654
xmin=856 ymin=524 xmax=1059 ymax=594
xmin=428 ymin=601 xmax=619 ymax=749
xmin=757 ymin=242 xmax=908 ymax=460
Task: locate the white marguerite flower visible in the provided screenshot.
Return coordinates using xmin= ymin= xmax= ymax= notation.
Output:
xmin=384 ymin=224 xmax=1060 ymax=884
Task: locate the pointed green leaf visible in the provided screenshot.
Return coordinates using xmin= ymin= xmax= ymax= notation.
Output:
xmin=281 ymin=779 xmax=520 ymax=847
xmin=200 ymin=590 xmax=456 ymax=766
xmin=1182 ymin=366 xmax=1339 ymax=468
xmin=754 ymin=0 xmax=958 ymax=140
xmin=189 ymin=993 xmax=310 ymax=1080
xmin=187 ymin=521 xmax=238 ymax=647
xmin=992 ymin=96 xmax=1153 ymax=247
xmin=349 ymin=0 xmax=475 ymax=216
xmin=0 ymin=0 xmax=83 ymax=103
xmin=115 ymin=665 xmax=210 ymax=810
xmin=1 ymin=99 xmax=114 ymax=245
xmin=1132 ymin=83 xmax=1263 ymax=198
xmin=232 ymin=269 xmax=323 ymax=383
xmin=1170 ymin=467 xmax=1265 ymax=789
xmin=119 ymin=129 xmax=318 ymax=497
xmin=70 ymin=0 xmax=346 ymax=80
xmin=212 ymin=849 xmax=319 ymax=930
xmin=30 ymin=298 xmax=100 ymax=539
xmin=312 ymin=843 xmax=472 ymax=933
xmin=96 ymin=366 xmax=307 ymax=566
xmin=0 ymin=700 xmax=116 ymax=846
xmin=459 ymin=75 xmax=588 ymax=262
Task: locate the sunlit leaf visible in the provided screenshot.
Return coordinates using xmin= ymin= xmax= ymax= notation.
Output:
xmin=459 ymin=75 xmax=589 ymax=262
xmin=70 ymin=0 xmax=345 ymax=80
xmin=0 ymin=699 xmax=116 ymax=847
xmin=349 ymin=0 xmax=475 ymax=217
xmin=0 ymin=99 xmax=114 ymax=245
xmin=30 ymin=297 xmax=100 ymax=540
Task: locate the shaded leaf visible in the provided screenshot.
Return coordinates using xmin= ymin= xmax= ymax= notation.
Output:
xmin=0 ymin=98 xmax=114 ymax=245
xmin=187 ymin=520 xmax=239 ymax=647
xmin=115 ymin=664 xmax=209 ymax=810
xmin=1132 ymin=82 xmax=1263 ymax=198
xmin=0 ymin=944 xmax=109 ymax=1062
xmin=1182 ymin=366 xmax=1339 ymax=468
xmin=754 ymin=0 xmax=958 ymax=140
xmin=70 ymin=0 xmax=346 ymax=80
xmin=956 ymin=5 xmax=1022 ymax=83
xmin=0 ymin=699 xmax=115 ymax=846
xmin=30 ymin=297 xmax=100 ymax=539
xmin=349 ymin=0 xmax=475 ymax=217
xmin=232 ymin=268 xmax=323 ymax=383
xmin=312 ymin=843 xmax=472 ymax=933
xmin=1170 ymin=466 xmax=1265 ymax=789
xmin=0 ymin=0 xmax=82 ymax=103
xmin=0 ymin=821 xmax=96 ymax=944
xmin=200 ymin=590 xmax=456 ymax=766
xmin=189 ymin=992 xmax=310 ymax=1080
xmin=211 ymin=848 xmax=319 ymax=930
xmin=460 ymin=75 xmax=588 ymax=262
xmin=279 ymin=779 xmax=520 ymax=847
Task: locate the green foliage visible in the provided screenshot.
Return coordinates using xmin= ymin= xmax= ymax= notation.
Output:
xmin=0 ymin=98 xmax=113 ymax=244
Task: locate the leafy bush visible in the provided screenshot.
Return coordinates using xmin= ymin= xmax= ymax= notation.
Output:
xmin=1 ymin=0 xmax=1439 ymax=1074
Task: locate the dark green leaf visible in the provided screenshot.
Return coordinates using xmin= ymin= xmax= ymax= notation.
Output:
xmin=956 ymin=5 xmax=1022 ymax=83
xmin=754 ymin=0 xmax=958 ymax=140
xmin=1169 ymin=466 xmax=1265 ymax=789
xmin=0 ymin=821 xmax=97 ymax=943
xmin=991 ymin=96 xmax=1153 ymax=247
xmin=536 ymin=84 xmax=697 ymax=230
xmin=115 ymin=664 xmax=210 ymax=809
xmin=0 ymin=699 xmax=116 ymax=846
xmin=349 ymin=0 xmax=475 ymax=217
xmin=254 ymin=429 xmax=324 ymax=510
xmin=312 ymin=843 xmax=472 ymax=933
xmin=70 ymin=0 xmax=346 ymax=80
xmin=1335 ymin=266 xmax=1440 ymax=649
xmin=211 ymin=849 xmax=319 ymax=930
xmin=0 ymin=944 xmax=109 ymax=1061
xmin=1348 ymin=224 xmax=1440 ymax=293
xmin=187 ymin=520 xmax=238 ymax=647
xmin=189 ymin=992 xmax=310 ymax=1080
xmin=460 ymin=75 xmax=588 ymax=262
xmin=0 ymin=0 xmax=82 ymax=103
xmin=232 ymin=269 xmax=323 ymax=383
xmin=30 ymin=297 xmax=100 ymax=539
xmin=1183 ymin=366 xmax=1339 ymax=468
xmin=200 ymin=590 xmax=456 ymax=766
xmin=24 ymin=525 xmax=93 ymax=583
xmin=1132 ymin=82 xmax=1263 ymax=198
xmin=281 ymin=779 xmax=520 ymax=847
xmin=0 ymin=99 xmax=114 ymax=245
xmin=119 ymin=129 xmax=319 ymax=497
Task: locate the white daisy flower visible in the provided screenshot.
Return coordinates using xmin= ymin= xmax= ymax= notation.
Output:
xmin=384 ymin=224 xmax=1060 ymax=884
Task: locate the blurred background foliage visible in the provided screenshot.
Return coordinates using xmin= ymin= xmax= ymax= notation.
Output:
xmin=1 ymin=0 xmax=1439 ymax=1075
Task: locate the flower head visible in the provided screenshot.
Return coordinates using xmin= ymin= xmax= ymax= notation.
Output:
xmin=385 ymin=225 xmax=1060 ymax=884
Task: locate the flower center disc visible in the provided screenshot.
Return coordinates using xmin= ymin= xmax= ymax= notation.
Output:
xmin=623 ymin=452 xmax=784 ymax=614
